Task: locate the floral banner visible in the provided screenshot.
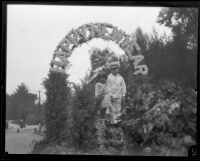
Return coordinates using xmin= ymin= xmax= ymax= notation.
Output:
xmin=50 ymin=23 xmax=148 ymax=75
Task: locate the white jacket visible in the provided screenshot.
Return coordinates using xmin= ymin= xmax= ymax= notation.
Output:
xmin=106 ymin=73 xmax=126 ymax=99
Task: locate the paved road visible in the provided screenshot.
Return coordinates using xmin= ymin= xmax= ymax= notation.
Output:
xmin=5 ymin=129 xmax=43 ymax=154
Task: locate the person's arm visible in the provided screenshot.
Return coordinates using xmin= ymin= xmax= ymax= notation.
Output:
xmin=121 ymin=77 xmax=127 ymax=97
xmin=106 ymin=74 xmax=112 ymax=96
xmin=95 ymin=83 xmax=99 ymax=98
xmin=121 ymin=77 xmax=126 ymax=112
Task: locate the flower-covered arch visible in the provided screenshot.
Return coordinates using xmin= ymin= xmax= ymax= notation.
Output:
xmin=50 ymin=22 xmax=148 ymax=75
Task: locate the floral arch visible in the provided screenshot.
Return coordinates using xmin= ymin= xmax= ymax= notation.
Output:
xmin=50 ymin=22 xmax=148 ymax=76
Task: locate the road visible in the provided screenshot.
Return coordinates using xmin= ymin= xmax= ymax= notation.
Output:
xmin=5 ymin=129 xmax=43 ymax=154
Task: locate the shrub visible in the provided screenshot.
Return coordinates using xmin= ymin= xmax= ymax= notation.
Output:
xmin=71 ymin=82 xmax=99 ymax=151
xmin=42 ymin=71 xmax=71 ymax=143
xmin=121 ymin=76 xmax=197 ymax=156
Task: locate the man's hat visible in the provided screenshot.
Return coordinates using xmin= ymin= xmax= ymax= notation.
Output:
xmin=109 ymin=61 xmax=120 ymax=69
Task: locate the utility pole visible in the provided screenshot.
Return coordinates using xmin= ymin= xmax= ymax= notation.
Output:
xmin=38 ymin=90 xmax=42 ymax=132
xmin=38 ymin=90 xmax=41 ymax=106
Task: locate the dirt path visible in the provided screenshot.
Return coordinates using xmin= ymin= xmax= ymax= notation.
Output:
xmin=5 ymin=129 xmax=43 ymax=154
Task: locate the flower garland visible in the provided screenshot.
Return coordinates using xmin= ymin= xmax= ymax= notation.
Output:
xmin=77 ymin=25 xmax=88 ymax=41
xmin=50 ymin=22 xmax=148 ymax=76
xmin=130 ymin=55 xmax=148 ymax=75
xmin=58 ymin=37 xmax=72 ymax=52
xmin=67 ymin=30 xmax=79 ymax=47
xmin=51 ymin=60 xmax=67 ymax=68
xmin=130 ymin=55 xmax=144 ymax=65
xmin=49 ymin=67 xmax=66 ymax=74
xmin=112 ymin=27 xmax=125 ymax=44
xmin=54 ymin=51 xmax=71 ymax=58
xmin=120 ymin=35 xmax=131 ymax=48
xmin=133 ymin=65 xmax=148 ymax=75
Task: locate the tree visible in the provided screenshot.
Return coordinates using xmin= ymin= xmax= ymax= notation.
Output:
xmin=157 ymin=7 xmax=198 ymax=52
xmin=6 ymin=94 xmax=12 ymax=120
xmin=26 ymin=113 xmax=38 ymax=125
xmin=43 ymin=71 xmax=71 ymax=143
xmin=157 ymin=8 xmax=197 ymax=88
xmin=89 ymin=47 xmax=118 ymax=71
xmin=7 ymin=83 xmax=37 ymax=122
xmin=133 ymin=27 xmax=150 ymax=55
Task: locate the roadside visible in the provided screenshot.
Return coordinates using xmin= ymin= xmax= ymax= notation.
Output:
xmin=5 ymin=122 xmax=44 ymax=154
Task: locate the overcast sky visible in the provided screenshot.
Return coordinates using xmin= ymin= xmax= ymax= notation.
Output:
xmin=6 ymin=5 xmax=172 ymax=101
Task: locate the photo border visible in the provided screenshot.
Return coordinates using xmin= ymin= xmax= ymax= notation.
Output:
xmin=1 ymin=1 xmax=199 ymax=160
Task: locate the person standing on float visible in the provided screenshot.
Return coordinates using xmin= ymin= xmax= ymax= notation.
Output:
xmin=106 ymin=61 xmax=127 ymax=124
xmin=94 ymin=71 xmax=112 ymax=150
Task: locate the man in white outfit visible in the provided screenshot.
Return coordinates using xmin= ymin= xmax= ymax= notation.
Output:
xmin=106 ymin=61 xmax=127 ymax=124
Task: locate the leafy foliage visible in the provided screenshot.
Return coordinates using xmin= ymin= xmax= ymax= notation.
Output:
xmin=134 ymin=26 xmax=197 ymax=88
xmin=154 ymin=8 xmax=197 ymax=88
xmin=121 ymin=76 xmax=197 ymax=156
xmin=89 ymin=48 xmax=117 ymax=71
xmin=157 ymin=7 xmax=198 ymax=51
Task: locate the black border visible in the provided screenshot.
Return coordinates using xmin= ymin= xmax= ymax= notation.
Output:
xmin=1 ymin=1 xmax=200 ymax=160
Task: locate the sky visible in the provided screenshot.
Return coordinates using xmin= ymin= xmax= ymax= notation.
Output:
xmin=6 ymin=5 xmax=172 ymax=101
